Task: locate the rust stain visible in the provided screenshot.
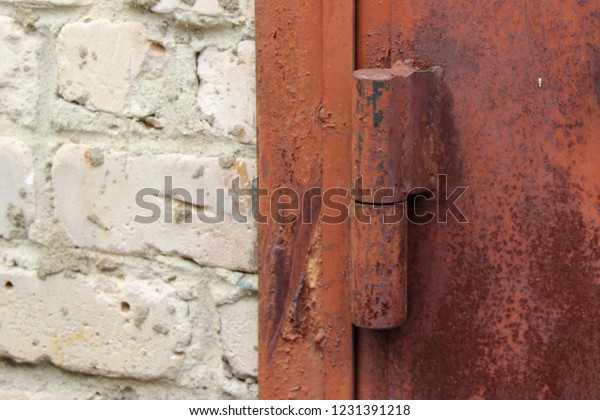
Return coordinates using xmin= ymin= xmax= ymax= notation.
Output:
xmin=50 ymin=330 xmax=87 ymax=365
xmin=233 ymin=160 xmax=251 ymax=188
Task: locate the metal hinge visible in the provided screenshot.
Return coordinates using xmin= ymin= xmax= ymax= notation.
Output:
xmin=350 ymin=63 xmax=443 ymax=329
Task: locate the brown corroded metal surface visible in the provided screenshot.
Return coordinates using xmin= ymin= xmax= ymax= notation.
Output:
xmin=351 ymin=203 xmax=407 ymax=329
xmin=356 ymin=0 xmax=392 ymax=69
xmin=357 ymin=0 xmax=600 ymax=399
xmin=259 ymin=0 xmax=599 ymax=400
xmin=321 ymin=0 xmax=355 ymax=400
xmin=352 ymin=65 xmax=443 ymax=203
xmin=257 ymin=0 xmax=354 ymax=399
xmin=356 ymin=329 xmax=391 ymax=398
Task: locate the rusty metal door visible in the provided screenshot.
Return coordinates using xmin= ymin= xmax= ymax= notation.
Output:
xmin=257 ymin=0 xmax=600 ymax=399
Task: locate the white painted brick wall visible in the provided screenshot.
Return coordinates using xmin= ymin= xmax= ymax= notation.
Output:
xmin=219 ymin=297 xmax=258 ymax=379
xmin=57 ymin=21 xmax=167 ymax=118
xmin=135 ymin=0 xmax=255 ymax=27
xmin=198 ymin=40 xmax=256 ymax=144
xmin=52 ymin=144 xmax=257 ymax=272
xmin=0 ymin=1 xmax=92 ymax=5
xmin=0 ymin=138 xmax=35 ymax=239
xmin=0 ymin=17 xmax=39 ymax=126
xmin=0 ymin=0 xmax=257 ymax=399
xmin=0 ymin=267 xmax=191 ymax=380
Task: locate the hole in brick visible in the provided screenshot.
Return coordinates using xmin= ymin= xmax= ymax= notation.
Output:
xmin=5 ymin=281 xmax=13 ymax=290
xmin=121 ymin=302 xmax=131 ymax=312
xmin=150 ymin=42 xmax=166 ymax=54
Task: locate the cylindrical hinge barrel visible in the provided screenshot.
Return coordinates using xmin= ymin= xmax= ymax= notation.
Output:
xmin=352 ymin=65 xmax=442 ymax=204
xmin=353 ymin=69 xmax=405 ymax=204
xmin=350 ymin=64 xmax=442 ymax=330
xmin=351 ymin=203 xmax=407 ymax=329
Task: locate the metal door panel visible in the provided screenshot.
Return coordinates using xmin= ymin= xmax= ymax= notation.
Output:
xmin=356 ymin=0 xmax=600 ymax=399
xmin=258 ymin=0 xmax=600 ymax=399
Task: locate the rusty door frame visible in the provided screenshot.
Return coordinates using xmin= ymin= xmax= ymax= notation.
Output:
xmin=257 ymin=0 xmax=355 ymax=399
xmin=258 ymin=0 xmax=600 ymax=400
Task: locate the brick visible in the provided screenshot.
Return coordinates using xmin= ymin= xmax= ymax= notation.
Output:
xmin=0 ymin=138 xmax=35 ymax=239
xmin=56 ymin=20 xmax=166 ymax=118
xmin=218 ymin=297 xmax=258 ymax=379
xmin=151 ymin=0 xmax=224 ymax=15
xmin=0 ymin=0 xmax=92 ymax=5
xmin=52 ymin=144 xmax=257 ymax=273
xmin=198 ymin=40 xmax=256 ymax=144
xmin=0 ymin=267 xmax=191 ymax=380
xmin=131 ymin=0 xmax=254 ymax=28
xmin=241 ymin=0 xmax=254 ymax=17
xmin=141 ymin=0 xmax=243 ymax=17
xmin=0 ymin=17 xmax=39 ymax=125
